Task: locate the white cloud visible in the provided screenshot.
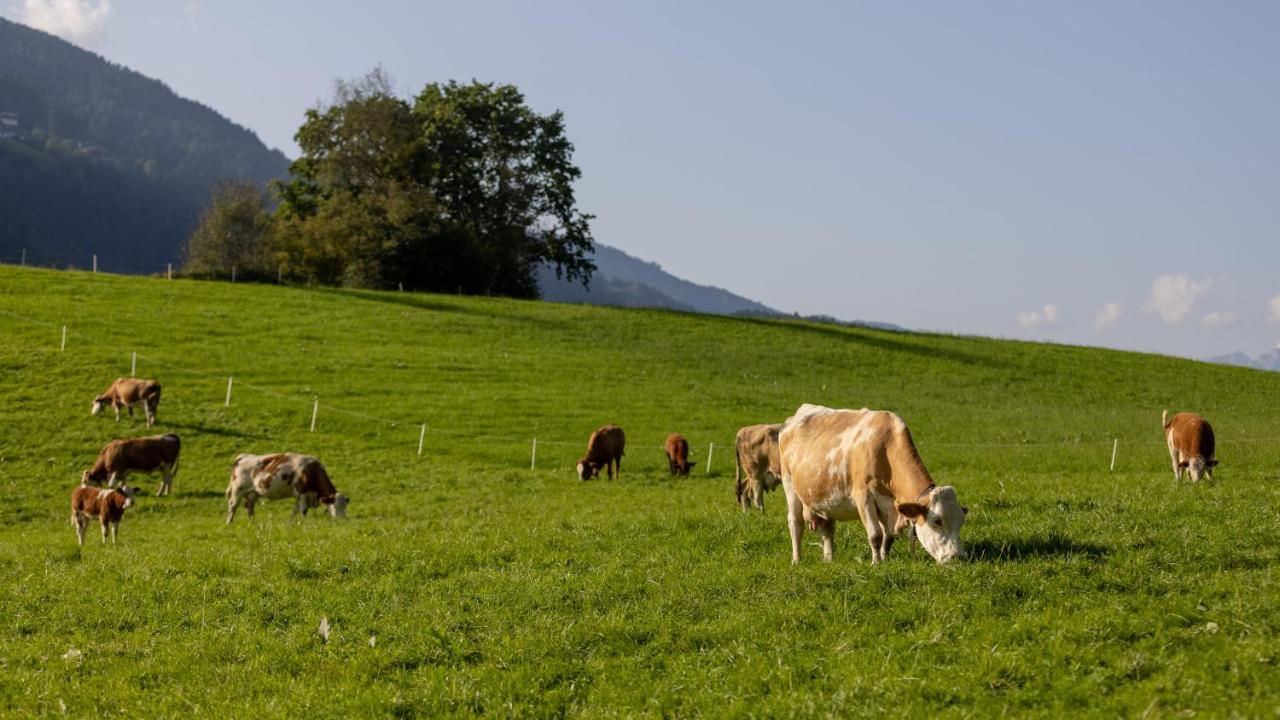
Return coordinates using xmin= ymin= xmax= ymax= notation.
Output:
xmin=1201 ymin=311 xmax=1237 ymax=328
xmin=1018 ymin=304 xmax=1060 ymax=330
xmin=1145 ymin=274 xmax=1216 ymax=324
xmin=1093 ymin=302 xmax=1121 ymax=331
xmin=1269 ymin=294 xmax=1280 ymax=323
xmin=17 ymin=0 xmax=111 ymax=47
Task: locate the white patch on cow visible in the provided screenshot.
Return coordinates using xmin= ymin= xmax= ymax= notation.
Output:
xmin=913 ymin=486 xmax=967 ymax=563
xmin=96 ymin=488 xmax=113 ymax=500
xmin=91 ymin=401 xmax=105 ymax=416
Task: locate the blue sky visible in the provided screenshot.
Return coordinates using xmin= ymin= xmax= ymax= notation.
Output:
xmin=6 ymin=1 xmax=1278 ymax=359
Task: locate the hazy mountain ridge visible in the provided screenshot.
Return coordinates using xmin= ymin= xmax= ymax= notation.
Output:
xmin=0 ymin=17 xmax=290 ymax=269
xmin=1208 ymin=349 xmax=1280 ymax=372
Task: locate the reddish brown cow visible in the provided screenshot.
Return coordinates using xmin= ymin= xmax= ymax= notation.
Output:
xmin=91 ymin=378 xmax=162 ymax=427
xmin=577 ymin=425 xmax=625 ymax=481
xmin=1163 ymin=410 xmax=1218 ymax=482
xmin=82 ymin=433 xmax=180 ymax=496
xmin=70 ymin=484 xmax=138 ymax=545
xmin=664 ymin=433 xmax=696 ymax=476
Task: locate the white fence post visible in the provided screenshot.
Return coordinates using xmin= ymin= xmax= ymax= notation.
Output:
xmin=131 ymin=351 xmax=136 ymax=376
xmin=60 ymin=325 xmax=67 ymax=352
xmin=531 ymin=438 xmax=538 ymax=470
xmin=167 ymin=263 xmax=172 ymax=280
xmin=225 ymin=377 xmax=233 ymax=407
xmin=418 ymin=424 xmax=426 ymax=456
xmin=277 ymin=266 xmax=283 ymax=284
xmin=310 ymin=399 xmax=319 ymax=432
xmin=92 ymin=255 xmax=97 ymax=273
xmin=1110 ymin=439 xmax=1118 ymax=472
xmin=231 ymin=266 xmax=237 ymax=283
xmin=20 ymin=248 xmax=25 ymax=266
xmin=706 ymin=442 xmax=714 ymax=476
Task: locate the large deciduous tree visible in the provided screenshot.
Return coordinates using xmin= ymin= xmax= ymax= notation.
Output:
xmin=182 ymin=179 xmax=275 ymax=278
xmin=274 ymin=71 xmax=595 ymax=296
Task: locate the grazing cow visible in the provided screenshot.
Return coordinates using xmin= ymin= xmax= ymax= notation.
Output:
xmin=734 ymin=423 xmax=782 ymax=511
xmin=577 ymin=425 xmax=625 ymax=481
xmin=1163 ymin=410 xmax=1218 ymax=482
xmin=82 ymin=433 xmax=180 ymax=496
xmin=70 ymin=484 xmax=138 ymax=545
xmin=91 ymin=378 xmax=162 ymax=427
xmin=778 ymin=404 xmax=967 ymax=565
xmin=226 ymin=453 xmax=350 ymax=523
xmin=664 ymin=433 xmax=696 ymax=476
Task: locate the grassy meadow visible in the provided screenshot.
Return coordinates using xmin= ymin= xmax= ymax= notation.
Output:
xmin=0 ymin=265 xmax=1278 ymax=718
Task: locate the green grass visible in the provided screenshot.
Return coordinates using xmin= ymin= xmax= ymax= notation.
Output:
xmin=1 ymin=266 xmax=1278 ymax=718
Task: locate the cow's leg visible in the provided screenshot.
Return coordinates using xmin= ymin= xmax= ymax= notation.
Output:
xmin=73 ymin=512 xmax=86 ymax=546
xmin=614 ymin=456 xmax=621 ymax=480
xmin=107 ymin=471 xmax=121 ymax=488
xmin=818 ymin=519 xmax=836 ymax=562
xmin=293 ymin=496 xmax=309 ymax=518
xmin=109 ymin=521 xmax=118 ymax=544
xmin=114 ymin=404 xmax=121 ymax=422
xmin=859 ymin=496 xmax=886 ymax=564
xmin=244 ymin=495 xmax=257 ymax=518
xmin=875 ymin=497 xmax=900 ymax=560
xmin=100 ymin=519 xmax=109 ymax=544
xmin=754 ymin=484 xmax=765 ymax=512
xmin=226 ymin=495 xmax=239 ymax=524
xmin=782 ymin=477 xmax=805 ymax=564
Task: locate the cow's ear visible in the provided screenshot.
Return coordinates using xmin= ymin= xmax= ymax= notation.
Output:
xmin=896 ymin=502 xmax=928 ymax=519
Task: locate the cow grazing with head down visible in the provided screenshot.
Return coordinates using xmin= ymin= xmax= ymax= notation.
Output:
xmin=1163 ymin=410 xmax=1218 ymax=482
xmin=577 ymin=425 xmax=625 ymax=481
xmin=91 ymin=378 xmax=162 ymax=427
xmin=734 ymin=423 xmax=781 ymax=511
xmin=226 ymin=453 xmax=349 ymax=523
xmin=778 ymin=404 xmax=967 ymax=565
xmin=664 ymin=433 xmax=695 ymax=476
xmin=70 ymin=484 xmax=138 ymax=545
xmin=82 ymin=433 xmax=180 ymax=496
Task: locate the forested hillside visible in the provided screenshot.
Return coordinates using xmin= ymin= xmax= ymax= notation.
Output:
xmin=0 ymin=17 xmax=289 ymax=271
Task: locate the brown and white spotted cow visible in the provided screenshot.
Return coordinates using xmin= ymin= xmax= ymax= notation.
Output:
xmin=225 ymin=453 xmax=350 ymax=523
xmin=91 ymin=378 xmax=162 ymax=427
xmin=734 ymin=423 xmax=781 ymax=511
xmin=664 ymin=433 xmax=696 ymax=476
xmin=70 ymin=484 xmax=138 ymax=545
xmin=577 ymin=425 xmax=625 ymax=481
xmin=82 ymin=433 xmax=180 ymax=496
xmin=1163 ymin=410 xmax=1218 ymax=482
xmin=778 ymin=404 xmax=967 ymax=565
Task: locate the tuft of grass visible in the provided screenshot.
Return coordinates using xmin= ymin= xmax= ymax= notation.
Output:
xmin=0 ymin=266 xmax=1278 ymax=717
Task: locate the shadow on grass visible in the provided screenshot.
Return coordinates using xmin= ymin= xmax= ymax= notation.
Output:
xmin=967 ymin=534 xmax=1108 ymax=562
xmin=166 ymin=421 xmax=263 ymax=440
xmin=175 ymin=490 xmax=226 ymax=500
xmin=313 ymin=287 xmax=566 ymax=328
xmin=736 ymin=317 xmax=1007 ymax=369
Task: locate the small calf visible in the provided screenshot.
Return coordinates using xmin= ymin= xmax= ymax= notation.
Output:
xmin=70 ymin=484 xmax=138 ymax=545
xmin=1163 ymin=410 xmax=1218 ymax=482
xmin=577 ymin=425 xmax=625 ymax=481
xmin=664 ymin=433 xmax=696 ymax=476
xmin=92 ymin=378 xmax=162 ymax=427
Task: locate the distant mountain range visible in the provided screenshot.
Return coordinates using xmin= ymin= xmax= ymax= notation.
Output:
xmin=1208 ymin=349 xmax=1280 ymax=372
xmin=539 ymin=244 xmax=903 ymax=328
xmin=0 ymin=17 xmax=289 ymax=271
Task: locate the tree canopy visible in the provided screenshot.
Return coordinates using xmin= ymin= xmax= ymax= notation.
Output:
xmin=272 ymin=71 xmax=595 ymax=296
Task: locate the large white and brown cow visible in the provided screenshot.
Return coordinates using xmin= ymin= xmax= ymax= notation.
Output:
xmin=225 ymin=453 xmax=349 ymax=523
xmin=778 ymin=404 xmax=967 ymax=564
xmin=1163 ymin=410 xmax=1218 ymax=482
xmin=734 ymin=423 xmax=781 ymax=511
xmin=91 ymin=378 xmax=162 ymax=427
xmin=82 ymin=433 xmax=180 ymax=496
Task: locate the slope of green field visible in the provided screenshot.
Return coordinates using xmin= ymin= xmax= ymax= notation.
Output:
xmin=1 ymin=266 xmax=1277 ymax=718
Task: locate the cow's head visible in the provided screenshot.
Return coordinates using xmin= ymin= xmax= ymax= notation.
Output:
xmin=677 ymin=460 xmax=695 ymax=476
xmin=90 ymin=397 xmax=107 ymax=416
xmin=116 ymin=484 xmax=138 ymax=509
xmin=328 ymin=493 xmax=349 ymax=518
xmin=896 ymin=486 xmax=967 ymax=564
xmin=576 ymin=461 xmax=599 ymax=481
xmin=1183 ymin=457 xmax=1218 ymax=482
xmin=81 ymin=469 xmax=102 ymax=486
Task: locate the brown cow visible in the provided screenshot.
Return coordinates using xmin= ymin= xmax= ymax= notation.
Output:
xmin=1163 ymin=410 xmax=1218 ymax=482
xmin=70 ymin=484 xmax=138 ymax=545
xmin=664 ymin=433 xmax=696 ymax=476
xmin=91 ymin=378 xmax=162 ymax=427
xmin=734 ymin=423 xmax=781 ymax=511
xmin=225 ymin=453 xmax=349 ymax=523
xmin=81 ymin=433 xmax=180 ymax=496
xmin=778 ymin=404 xmax=967 ymax=565
xmin=577 ymin=425 xmax=625 ymax=480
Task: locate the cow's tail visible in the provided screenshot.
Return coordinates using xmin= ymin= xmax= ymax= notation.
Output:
xmin=1161 ymin=409 xmax=1169 ymax=429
